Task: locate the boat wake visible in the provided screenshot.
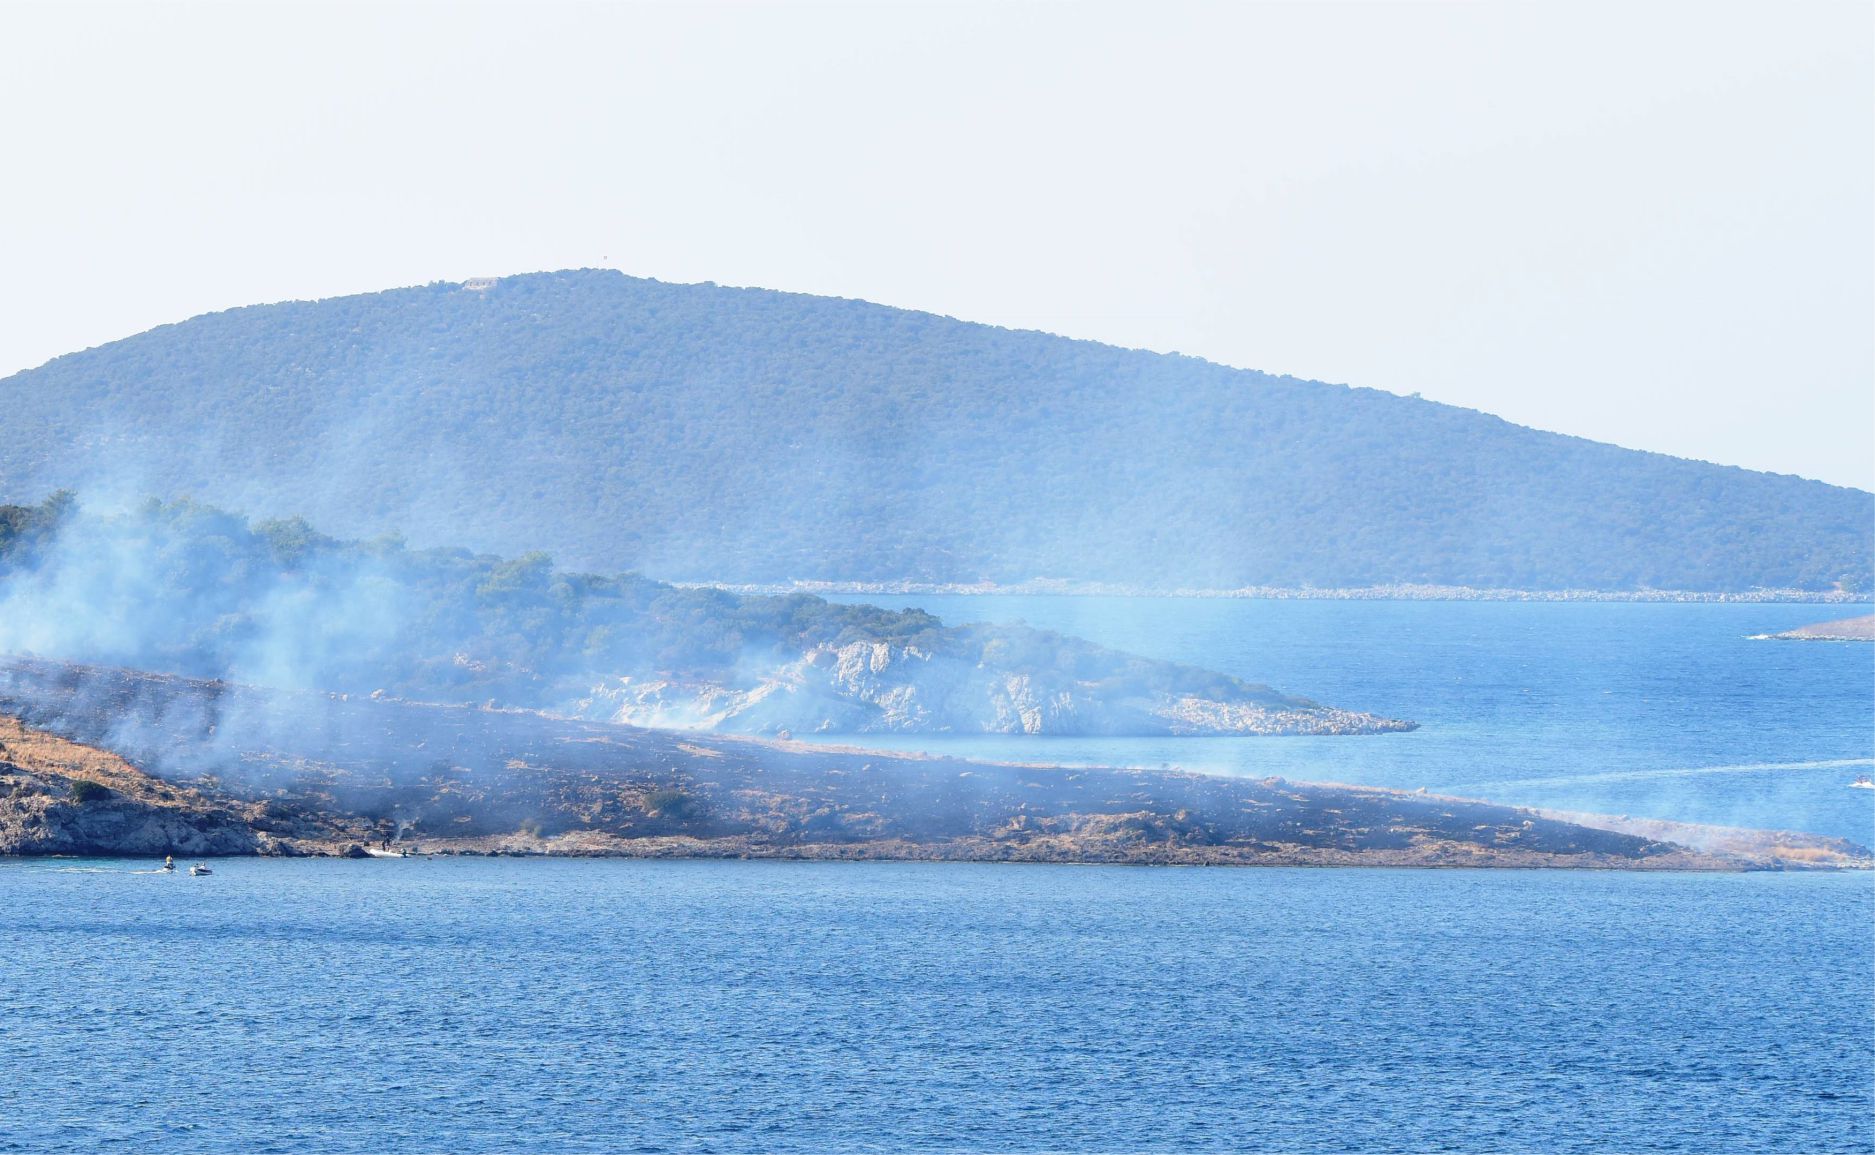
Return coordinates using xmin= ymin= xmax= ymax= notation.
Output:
xmin=1473 ymin=757 xmax=1875 ymax=792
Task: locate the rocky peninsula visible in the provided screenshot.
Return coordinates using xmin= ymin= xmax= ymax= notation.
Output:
xmin=1 ymin=658 xmax=1862 ymax=870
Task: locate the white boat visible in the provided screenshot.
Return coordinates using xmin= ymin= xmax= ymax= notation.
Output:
xmin=1850 ymin=775 xmax=1874 ymax=790
xmin=189 ymin=863 xmax=213 ymax=876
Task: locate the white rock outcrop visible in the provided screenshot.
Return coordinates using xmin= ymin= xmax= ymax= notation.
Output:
xmin=574 ymin=640 xmax=1415 ymax=737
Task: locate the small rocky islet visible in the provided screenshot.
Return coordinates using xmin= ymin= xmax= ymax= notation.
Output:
xmin=1762 ymin=613 xmax=1875 ymax=642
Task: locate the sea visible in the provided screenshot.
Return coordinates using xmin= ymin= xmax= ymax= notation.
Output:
xmin=3 ymin=598 xmax=1872 ymax=1153
xmin=816 ymin=597 xmax=1875 ymax=846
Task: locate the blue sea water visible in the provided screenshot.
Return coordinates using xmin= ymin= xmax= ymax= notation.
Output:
xmin=2 ymin=859 xmax=1870 ymax=1153
xmin=4 ymin=599 xmax=1873 ymax=1153
xmin=821 ymin=597 xmax=1875 ymax=846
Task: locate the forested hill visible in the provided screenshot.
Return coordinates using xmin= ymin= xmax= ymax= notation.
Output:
xmin=1 ymin=269 xmax=1867 ymax=591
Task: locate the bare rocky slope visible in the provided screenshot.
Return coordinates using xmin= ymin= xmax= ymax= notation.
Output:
xmin=2 ymin=658 xmax=1863 ymax=869
xmin=570 ymin=637 xmax=1407 ymax=736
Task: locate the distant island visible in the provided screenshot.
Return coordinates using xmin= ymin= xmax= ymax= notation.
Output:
xmin=1 ymin=660 xmax=1863 ymax=870
xmin=1760 ymin=614 xmax=1875 ymax=641
xmin=1 ymin=269 xmax=1867 ymax=594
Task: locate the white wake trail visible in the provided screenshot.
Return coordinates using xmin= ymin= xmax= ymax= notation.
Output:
xmin=1472 ymin=757 xmax=1875 ymax=791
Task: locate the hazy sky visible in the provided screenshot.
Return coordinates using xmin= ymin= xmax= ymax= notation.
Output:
xmin=3 ymin=0 xmax=1870 ymax=489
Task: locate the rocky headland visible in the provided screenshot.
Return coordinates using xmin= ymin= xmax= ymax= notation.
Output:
xmin=1 ymin=658 xmax=1863 ymax=870
xmin=0 ymin=714 xmax=259 ymax=856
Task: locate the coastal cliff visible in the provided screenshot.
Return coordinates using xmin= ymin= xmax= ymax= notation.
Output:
xmin=0 ymin=715 xmax=259 ymax=856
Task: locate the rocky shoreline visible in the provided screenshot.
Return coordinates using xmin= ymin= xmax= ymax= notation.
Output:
xmin=686 ymin=580 xmax=1871 ymax=604
xmin=1757 ymin=614 xmax=1875 ymax=642
xmin=1 ymin=662 xmax=1866 ymax=871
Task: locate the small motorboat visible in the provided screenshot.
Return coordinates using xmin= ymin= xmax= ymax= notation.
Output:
xmin=1850 ymin=775 xmax=1875 ymax=791
xmin=189 ymin=863 xmax=213 ymax=876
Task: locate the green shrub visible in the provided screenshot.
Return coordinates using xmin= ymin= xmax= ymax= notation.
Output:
xmin=68 ymin=779 xmax=111 ymax=804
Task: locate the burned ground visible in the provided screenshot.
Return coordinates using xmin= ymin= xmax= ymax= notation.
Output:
xmin=1 ymin=657 xmax=1864 ymax=868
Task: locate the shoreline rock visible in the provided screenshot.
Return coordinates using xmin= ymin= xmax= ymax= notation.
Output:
xmin=1758 ymin=614 xmax=1875 ymax=642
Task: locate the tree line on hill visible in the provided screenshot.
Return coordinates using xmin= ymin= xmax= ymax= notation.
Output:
xmin=0 ymin=494 xmax=1295 ymax=721
xmin=0 ymin=270 xmax=1866 ymax=591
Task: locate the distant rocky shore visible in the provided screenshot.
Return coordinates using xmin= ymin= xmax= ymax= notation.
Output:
xmin=689 ymin=580 xmax=1870 ymax=604
xmin=1757 ymin=614 xmax=1875 ymax=641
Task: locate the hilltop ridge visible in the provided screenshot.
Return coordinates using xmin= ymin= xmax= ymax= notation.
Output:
xmin=1 ymin=269 xmax=1868 ymax=591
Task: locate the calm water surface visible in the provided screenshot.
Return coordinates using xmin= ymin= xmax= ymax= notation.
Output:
xmin=2 ymin=858 xmax=1870 ymax=1153
xmin=5 ymin=599 xmax=1873 ymax=1153
xmin=822 ymin=598 xmax=1875 ymax=844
